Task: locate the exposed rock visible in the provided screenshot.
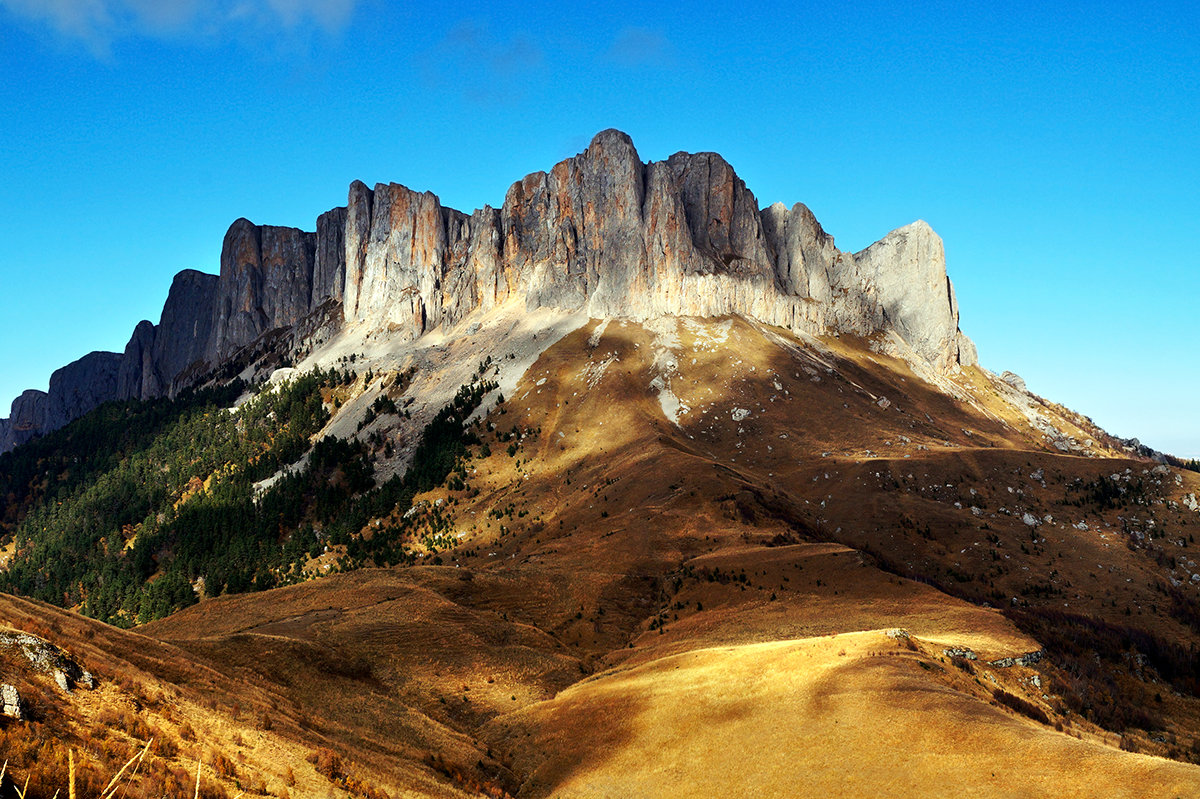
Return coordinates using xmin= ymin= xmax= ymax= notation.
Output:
xmin=0 ymin=268 xmax=222 ymax=450
xmin=0 ymin=389 xmax=47 ymax=451
xmin=207 ymin=219 xmax=317 ymax=363
xmin=153 ymin=269 xmax=219 ymax=395
xmin=1 ymin=683 xmax=21 ymax=719
xmin=847 ymin=221 xmax=963 ymax=371
xmin=46 ymin=351 xmax=123 ymax=431
xmin=314 ymin=206 xmax=348 ymax=305
xmin=342 ymin=179 xmax=374 ymax=325
xmin=957 ymin=331 xmax=979 ymax=367
xmin=989 ymin=650 xmax=1045 ymax=668
xmin=1001 ymin=371 xmax=1027 ymax=392
xmin=118 ymin=319 xmax=160 ymax=401
xmin=341 ymin=129 xmax=976 ymax=376
xmin=0 ymin=630 xmax=94 ymax=691
xmin=943 ymin=647 xmax=978 ymax=660
xmin=2 ymin=128 xmax=981 ymax=452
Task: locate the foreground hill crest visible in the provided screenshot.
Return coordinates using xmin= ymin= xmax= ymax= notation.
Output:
xmin=0 ymin=129 xmax=975 ymax=452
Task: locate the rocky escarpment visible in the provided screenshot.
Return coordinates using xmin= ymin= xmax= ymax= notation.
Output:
xmin=0 ymin=629 xmax=95 ymax=694
xmin=0 ymin=129 xmax=973 ymax=453
xmin=0 ymin=389 xmax=48 ymax=452
xmin=0 ymin=354 xmax=122 ymax=452
xmin=342 ymin=131 xmax=975 ymax=372
xmin=0 ymin=225 xmax=344 ymax=452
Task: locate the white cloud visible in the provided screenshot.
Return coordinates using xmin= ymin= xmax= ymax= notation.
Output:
xmin=265 ymin=0 xmax=354 ymax=29
xmin=0 ymin=0 xmax=112 ymax=42
xmin=0 ymin=0 xmax=356 ymax=54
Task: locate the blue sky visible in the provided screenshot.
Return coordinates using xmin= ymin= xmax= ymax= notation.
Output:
xmin=0 ymin=1 xmax=1197 ymax=457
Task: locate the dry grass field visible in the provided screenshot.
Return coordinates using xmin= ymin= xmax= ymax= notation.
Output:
xmin=4 ymin=315 xmax=1200 ymax=797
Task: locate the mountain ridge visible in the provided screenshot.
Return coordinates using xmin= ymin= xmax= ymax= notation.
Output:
xmin=0 ymin=129 xmax=974 ymax=454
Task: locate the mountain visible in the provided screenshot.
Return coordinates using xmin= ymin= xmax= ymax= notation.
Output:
xmin=2 ymin=131 xmax=1199 ymax=798
xmin=1 ymin=130 xmax=975 ymax=453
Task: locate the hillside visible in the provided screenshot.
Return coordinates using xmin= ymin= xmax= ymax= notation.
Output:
xmin=3 ymin=313 xmax=1200 ymax=797
xmin=2 ymin=131 xmax=1199 ymax=797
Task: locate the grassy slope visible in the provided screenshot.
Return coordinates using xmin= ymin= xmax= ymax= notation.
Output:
xmin=4 ymin=315 xmax=1200 ymax=797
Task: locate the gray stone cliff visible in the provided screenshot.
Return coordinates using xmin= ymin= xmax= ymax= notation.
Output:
xmin=45 ymin=352 xmax=123 ymax=431
xmin=342 ymin=129 xmax=976 ymax=372
xmin=206 ymin=219 xmax=319 ymax=364
xmin=0 ymin=389 xmax=48 ymax=452
xmin=0 ymin=129 xmax=975 ymax=452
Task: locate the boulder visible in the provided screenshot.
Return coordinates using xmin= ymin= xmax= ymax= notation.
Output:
xmin=1 ymin=683 xmax=21 ymax=719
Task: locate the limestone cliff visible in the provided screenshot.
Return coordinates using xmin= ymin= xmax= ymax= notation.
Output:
xmin=45 ymin=353 xmax=123 ymax=432
xmin=0 ymin=390 xmax=48 ymax=452
xmin=0 ymin=129 xmax=976 ymax=452
xmin=151 ymin=269 xmax=219 ymax=395
xmin=205 ymin=220 xmax=318 ymax=363
xmin=341 ymin=129 xmax=975 ymax=372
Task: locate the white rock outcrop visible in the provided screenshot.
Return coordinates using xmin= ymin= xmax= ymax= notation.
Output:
xmin=342 ymin=130 xmax=976 ymax=374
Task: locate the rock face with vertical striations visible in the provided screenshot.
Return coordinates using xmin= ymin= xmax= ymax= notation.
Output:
xmin=152 ymin=269 xmax=219 ymax=394
xmin=117 ymin=320 xmax=159 ymax=401
xmin=314 ymin=206 xmax=348 ymax=306
xmin=45 ymin=352 xmax=123 ymax=431
xmin=339 ymin=129 xmax=975 ymax=373
xmin=206 ymin=219 xmax=317 ymax=364
xmin=0 ymin=129 xmax=978 ymax=452
xmin=0 ymin=390 xmax=48 ymax=452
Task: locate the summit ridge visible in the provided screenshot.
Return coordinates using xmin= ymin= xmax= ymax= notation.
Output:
xmin=0 ymin=130 xmax=973 ymax=452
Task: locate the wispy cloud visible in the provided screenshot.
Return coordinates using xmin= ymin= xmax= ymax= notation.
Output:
xmin=423 ymin=19 xmax=545 ymax=106
xmin=0 ymin=0 xmax=356 ymax=55
xmin=605 ymin=26 xmax=675 ymax=68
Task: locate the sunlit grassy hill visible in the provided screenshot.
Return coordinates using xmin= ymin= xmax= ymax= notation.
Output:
xmin=3 ymin=312 xmax=1200 ymax=797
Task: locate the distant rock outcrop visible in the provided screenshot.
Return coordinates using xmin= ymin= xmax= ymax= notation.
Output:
xmin=151 ymin=269 xmax=220 ymax=394
xmin=118 ymin=320 xmax=159 ymax=401
xmin=0 ymin=389 xmax=48 ymax=452
xmin=45 ymin=352 xmax=123 ymax=432
xmin=0 ymin=129 xmax=977 ymax=453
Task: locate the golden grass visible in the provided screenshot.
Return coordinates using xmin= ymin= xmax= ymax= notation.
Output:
xmin=4 ymin=316 xmax=1200 ymax=797
xmin=485 ymin=633 xmax=1200 ymax=798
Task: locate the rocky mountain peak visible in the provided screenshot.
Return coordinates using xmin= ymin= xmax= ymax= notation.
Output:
xmin=0 ymin=129 xmax=977 ymax=453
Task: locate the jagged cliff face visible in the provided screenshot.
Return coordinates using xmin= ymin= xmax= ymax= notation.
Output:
xmin=0 ymin=390 xmax=48 ymax=452
xmin=0 ymin=129 xmax=975 ymax=453
xmin=206 ymin=220 xmax=321 ymax=363
xmin=341 ymin=130 xmax=974 ymax=372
